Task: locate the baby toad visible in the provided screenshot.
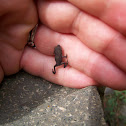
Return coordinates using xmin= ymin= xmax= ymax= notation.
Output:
xmin=52 ymin=45 xmax=68 ymax=74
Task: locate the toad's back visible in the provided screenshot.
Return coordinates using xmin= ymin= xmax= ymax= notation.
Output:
xmin=54 ymin=45 xmax=62 ymax=65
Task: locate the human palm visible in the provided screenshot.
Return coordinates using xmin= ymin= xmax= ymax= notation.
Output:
xmin=1 ymin=0 xmax=126 ymax=90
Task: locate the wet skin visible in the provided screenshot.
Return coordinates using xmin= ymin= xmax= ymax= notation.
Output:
xmin=52 ymin=45 xmax=68 ymax=74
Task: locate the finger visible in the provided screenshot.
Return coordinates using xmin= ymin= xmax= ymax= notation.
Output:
xmin=38 ymin=1 xmax=126 ymax=74
xmin=21 ymin=47 xmax=96 ymax=88
xmin=0 ymin=0 xmax=38 ymax=49
xmin=72 ymin=11 xmax=126 ymax=73
xmin=0 ymin=43 xmax=23 ymax=75
xmin=35 ymin=25 xmax=126 ymax=90
xmin=37 ymin=0 xmax=79 ymax=33
xmin=68 ymin=0 xmax=126 ymax=35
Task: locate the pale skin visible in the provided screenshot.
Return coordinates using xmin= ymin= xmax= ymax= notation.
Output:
xmin=0 ymin=0 xmax=126 ymax=90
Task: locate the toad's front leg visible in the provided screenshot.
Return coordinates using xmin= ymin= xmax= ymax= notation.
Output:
xmin=62 ymin=54 xmax=67 ymax=58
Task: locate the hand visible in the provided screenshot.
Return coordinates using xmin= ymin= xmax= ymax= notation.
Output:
xmin=1 ymin=0 xmax=126 ymax=90
xmin=21 ymin=0 xmax=126 ymax=90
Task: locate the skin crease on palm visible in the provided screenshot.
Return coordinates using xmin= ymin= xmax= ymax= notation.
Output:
xmin=0 ymin=0 xmax=126 ymax=90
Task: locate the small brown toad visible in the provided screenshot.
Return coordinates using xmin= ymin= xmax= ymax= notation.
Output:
xmin=52 ymin=45 xmax=68 ymax=74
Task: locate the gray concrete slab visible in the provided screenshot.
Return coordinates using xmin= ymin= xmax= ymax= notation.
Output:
xmin=0 ymin=71 xmax=106 ymax=126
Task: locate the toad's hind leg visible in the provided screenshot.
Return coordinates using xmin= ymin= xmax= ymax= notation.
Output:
xmin=61 ymin=60 xmax=68 ymax=68
xmin=62 ymin=54 xmax=68 ymax=68
xmin=52 ymin=64 xmax=57 ymax=74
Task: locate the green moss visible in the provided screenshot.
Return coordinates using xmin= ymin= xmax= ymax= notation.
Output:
xmin=104 ymin=90 xmax=126 ymax=126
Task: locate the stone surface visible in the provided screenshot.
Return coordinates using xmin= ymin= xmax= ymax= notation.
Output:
xmin=0 ymin=71 xmax=106 ymax=126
